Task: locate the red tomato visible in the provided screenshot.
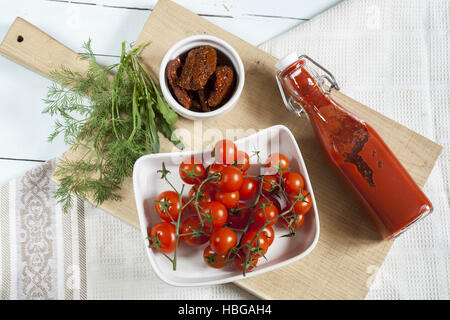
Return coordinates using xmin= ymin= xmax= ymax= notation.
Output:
xmin=203 ymin=245 xmax=228 ymax=269
xmin=215 ymin=190 xmax=239 ymax=208
xmin=265 ymin=153 xmax=290 ymax=175
xmin=233 ymin=250 xmax=258 ymax=271
xmin=260 ymin=175 xmax=279 ymax=195
xmin=283 ymin=171 xmax=305 ymax=196
xmin=180 ymin=216 xmax=212 ymax=246
xmin=239 ymin=176 xmax=257 ymax=201
xmin=240 ymin=230 xmax=269 ymax=258
xmin=280 ymin=214 xmax=305 ymax=230
xmin=149 ymin=222 xmax=177 ymax=254
xmin=188 ymin=184 xmax=213 ymax=211
xmin=253 ymin=198 xmax=279 ymax=227
xmin=227 ymin=203 xmax=251 ymax=229
xmin=289 ymin=189 xmax=312 ymax=215
xmin=236 ymin=150 xmax=250 ymax=172
xmin=154 ymin=191 xmax=185 ymax=223
xmin=213 ymin=139 xmax=237 ymax=164
xmin=206 ymin=163 xmax=225 ymax=185
xmin=210 ymin=227 xmax=237 ymax=255
xmin=200 ymin=201 xmax=228 ymax=228
xmin=219 ymin=166 xmax=243 ymax=192
xmin=179 ymin=156 xmax=206 ymax=184
xmin=248 ymin=223 xmax=275 ymax=246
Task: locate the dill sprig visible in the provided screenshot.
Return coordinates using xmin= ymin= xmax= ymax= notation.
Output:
xmin=44 ymin=39 xmax=183 ymax=212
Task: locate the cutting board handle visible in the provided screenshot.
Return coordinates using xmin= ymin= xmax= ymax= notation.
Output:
xmin=0 ymin=17 xmax=89 ymax=79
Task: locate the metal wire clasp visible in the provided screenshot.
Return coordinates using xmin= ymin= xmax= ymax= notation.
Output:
xmin=276 ymin=54 xmax=340 ymax=117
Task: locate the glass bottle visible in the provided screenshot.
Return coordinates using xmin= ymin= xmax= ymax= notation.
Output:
xmin=275 ymin=54 xmax=433 ymax=239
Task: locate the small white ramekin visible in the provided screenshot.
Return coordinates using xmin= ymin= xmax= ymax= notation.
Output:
xmin=159 ymin=35 xmax=245 ymax=121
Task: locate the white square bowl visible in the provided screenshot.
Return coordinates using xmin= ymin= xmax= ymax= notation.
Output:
xmin=132 ymin=125 xmax=320 ymax=286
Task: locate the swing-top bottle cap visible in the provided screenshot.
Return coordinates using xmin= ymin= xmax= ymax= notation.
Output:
xmin=275 ymin=52 xmax=299 ymax=72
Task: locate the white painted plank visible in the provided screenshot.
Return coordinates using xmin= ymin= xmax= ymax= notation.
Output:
xmin=0 ymin=159 xmax=43 ymax=186
xmin=52 ymin=0 xmax=340 ymax=20
xmin=1 ymin=0 xmax=307 ymax=56
xmin=0 ymin=52 xmax=119 ymax=160
xmin=0 ymin=0 xmax=150 ymax=56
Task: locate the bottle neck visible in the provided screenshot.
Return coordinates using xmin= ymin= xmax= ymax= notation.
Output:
xmin=280 ymin=62 xmax=336 ymax=118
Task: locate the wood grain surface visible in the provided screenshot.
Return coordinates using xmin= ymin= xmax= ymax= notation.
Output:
xmin=0 ymin=0 xmax=442 ymax=299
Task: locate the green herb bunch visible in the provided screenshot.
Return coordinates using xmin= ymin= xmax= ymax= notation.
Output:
xmin=44 ymin=40 xmax=182 ymax=212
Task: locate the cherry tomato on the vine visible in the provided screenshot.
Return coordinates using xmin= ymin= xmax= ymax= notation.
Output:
xmin=289 ymin=189 xmax=312 ymax=215
xmin=179 ymin=156 xmax=206 ymax=184
xmin=213 ymin=139 xmax=237 ymax=164
xmin=218 ymin=166 xmax=243 ymax=192
xmin=188 ymin=183 xmax=213 ymax=211
xmin=239 ymin=176 xmax=257 ymax=200
xmin=149 ymin=222 xmax=177 ymax=254
xmin=282 ymin=171 xmax=305 ymax=196
xmin=260 ymin=175 xmax=279 ymax=195
xmin=265 ymin=153 xmax=290 ymax=175
xmin=240 ymin=230 xmax=269 ymax=258
xmin=253 ymin=198 xmax=279 ymax=227
xmin=227 ymin=203 xmax=251 ymax=229
xmin=280 ymin=214 xmax=305 ymax=230
xmin=215 ymin=190 xmax=239 ymax=208
xmin=203 ymin=245 xmax=228 ymax=269
xmin=248 ymin=223 xmax=275 ymax=246
xmin=236 ymin=150 xmax=250 ymax=172
xmin=180 ymin=216 xmax=212 ymax=246
xmin=200 ymin=201 xmax=228 ymax=228
xmin=206 ymin=163 xmax=225 ymax=185
xmin=233 ymin=250 xmax=258 ymax=271
xmin=210 ymin=227 xmax=237 ymax=255
xmin=154 ymin=190 xmax=185 ymax=223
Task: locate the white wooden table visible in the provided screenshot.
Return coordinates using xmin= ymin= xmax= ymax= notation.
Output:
xmin=0 ymin=0 xmax=341 ymax=186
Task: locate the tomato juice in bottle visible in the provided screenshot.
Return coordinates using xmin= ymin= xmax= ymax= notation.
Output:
xmin=275 ymin=54 xmax=433 ymax=239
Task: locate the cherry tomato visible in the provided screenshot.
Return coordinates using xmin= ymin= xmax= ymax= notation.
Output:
xmin=260 ymin=175 xmax=279 ymax=195
xmin=154 ymin=190 xmax=185 ymax=223
xmin=265 ymin=153 xmax=290 ymax=175
xmin=213 ymin=139 xmax=237 ymax=164
xmin=149 ymin=222 xmax=177 ymax=254
xmin=200 ymin=201 xmax=228 ymax=228
xmin=239 ymin=176 xmax=257 ymax=201
xmin=210 ymin=227 xmax=237 ymax=255
xmin=188 ymin=184 xmax=213 ymax=211
xmin=236 ymin=150 xmax=250 ymax=172
xmin=253 ymin=198 xmax=279 ymax=227
xmin=206 ymin=163 xmax=225 ymax=185
xmin=179 ymin=156 xmax=206 ymax=184
xmin=180 ymin=216 xmax=212 ymax=246
xmin=248 ymin=223 xmax=275 ymax=246
xmin=240 ymin=230 xmax=269 ymax=258
xmin=203 ymin=245 xmax=228 ymax=269
xmin=215 ymin=190 xmax=239 ymax=208
xmin=283 ymin=171 xmax=305 ymax=196
xmin=219 ymin=166 xmax=243 ymax=192
xmin=227 ymin=203 xmax=251 ymax=229
xmin=233 ymin=250 xmax=258 ymax=271
xmin=280 ymin=214 xmax=305 ymax=230
xmin=289 ymin=189 xmax=312 ymax=215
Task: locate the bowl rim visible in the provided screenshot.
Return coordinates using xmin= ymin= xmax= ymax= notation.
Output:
xmin=132 ymin=125 xmax=320 ymax=287
xmin=159 ymin=34 xmax=245 ymax=119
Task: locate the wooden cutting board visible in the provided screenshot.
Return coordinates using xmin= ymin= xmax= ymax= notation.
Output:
xmin=0 ymin=0 xmax=442 ymax=300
